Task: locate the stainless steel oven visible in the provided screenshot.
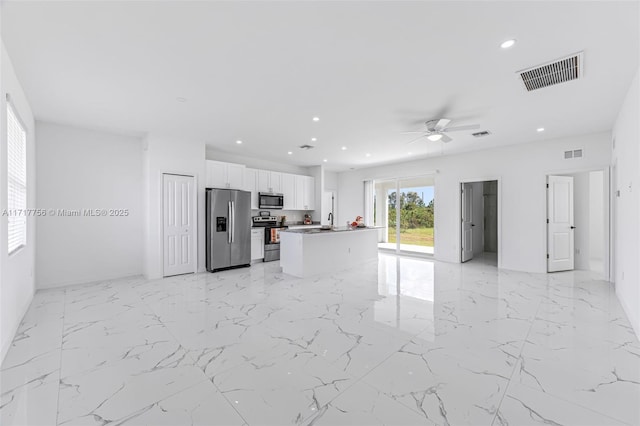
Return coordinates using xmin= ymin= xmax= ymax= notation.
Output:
xmin=252 ymin=216 xmax=285 ymax=262
xmin=264 ymin=226 xmax=286 ymax=262
xmin=259 ymin=192 xmax=284 ymax=210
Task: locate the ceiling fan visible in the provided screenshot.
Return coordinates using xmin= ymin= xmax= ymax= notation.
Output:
xmin=402 ymin=119 xmax=480 ymax=144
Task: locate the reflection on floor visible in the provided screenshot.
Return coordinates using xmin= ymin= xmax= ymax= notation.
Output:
xmin=378 ymin=242 xmax=434 ymax=254
xmin=466 ymin=251 xmax=498 ymax=266
xmin=2 ymin=254 xmax=638 ymax=425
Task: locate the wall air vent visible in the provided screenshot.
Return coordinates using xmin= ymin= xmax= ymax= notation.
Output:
xmin=299 ymin=144 xmax=315 ymax=150
xmin=472 ymin=131 xmax=491 ymax=137
xmin=564 ymin=149 xmax=584 ymax=160
xmin=517 ymin=51 xmax=583 ymax=92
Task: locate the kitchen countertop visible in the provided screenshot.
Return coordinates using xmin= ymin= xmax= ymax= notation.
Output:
xmin=280 ymin=226 xmax=380 ymax=234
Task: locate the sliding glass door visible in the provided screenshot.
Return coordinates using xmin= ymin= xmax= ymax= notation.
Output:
xmin=373 ymin=175 xmax=435 ymax=255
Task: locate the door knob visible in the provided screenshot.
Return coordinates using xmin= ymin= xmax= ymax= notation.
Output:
xmin=471 ymin=224 xmax=475 ymax=227
xmin=570 ymin=226 xmax=576 ymax=229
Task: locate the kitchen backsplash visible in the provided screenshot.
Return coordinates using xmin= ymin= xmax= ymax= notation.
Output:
xmin=250 ymin=209 xmax=313 ymax=224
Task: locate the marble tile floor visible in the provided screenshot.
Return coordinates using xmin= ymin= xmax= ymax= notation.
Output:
xmin=1 ymin=253 xmax=638 ymax=426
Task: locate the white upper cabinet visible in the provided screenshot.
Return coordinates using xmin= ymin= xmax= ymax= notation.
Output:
xmin=257 ymin=170 xmax=283 ymax=194
xmin=304 ymin=176 xmax=315 ymax=210
xmin=244 ymin=168 xmax=259 ymax=209
xmin=270 ymin=172 xmax=283 ymax=193
xmin=294 ymin=175 xmax=315 ymax=210
xmin=207 ymin=161 xmax=315 ymax=211
xmin=282 ymin=173 xmax=296 ymax=210
xmin=257 ymin=170 xmax=270 ymax=193
xmin=227 ymin=163 xmax=245 ymax=189
xmin=206 ymin=160 xmax=245 ymax=189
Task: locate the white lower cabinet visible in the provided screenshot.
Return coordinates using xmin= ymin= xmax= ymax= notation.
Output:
xmin=251 ymin=229 xmax=264 ymax=261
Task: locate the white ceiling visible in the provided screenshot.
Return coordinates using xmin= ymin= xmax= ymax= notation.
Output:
xmin=2 ymin=1 xmax=638 ymax=170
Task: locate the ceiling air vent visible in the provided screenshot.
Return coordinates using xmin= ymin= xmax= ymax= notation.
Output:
xmin=472 ymin=131 xmax=491 ymax=137
xmin=517 ymin=52 xmax=583 ymax=92
xmin=299 ymin=144 xmax=315 ymax=150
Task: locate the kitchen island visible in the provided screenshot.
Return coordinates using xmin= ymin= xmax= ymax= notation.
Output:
xmin=279 ymin=226 xmax=379 ymax=278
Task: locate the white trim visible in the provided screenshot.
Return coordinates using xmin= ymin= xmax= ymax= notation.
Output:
xmin=458 ymin=177 xmax=502 ymax=269
xmin=161 ymin=172 xmax=198 ymax=277
xmin=544 ymin=167 xmax=610 ymax=279
xmin=371 ymin=174 xmax=436 ymax=257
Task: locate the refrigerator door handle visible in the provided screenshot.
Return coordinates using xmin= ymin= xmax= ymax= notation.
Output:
xmin=228 ymin=201 xmax=232 ymax=243
xmin=231 ymin=201 xmax=236 ymax=243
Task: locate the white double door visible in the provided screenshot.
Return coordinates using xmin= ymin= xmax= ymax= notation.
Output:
xmin=163 ymin=174 xmax=196 ymax=277
xmin=547 ymin=175 xmax=575 ymax=272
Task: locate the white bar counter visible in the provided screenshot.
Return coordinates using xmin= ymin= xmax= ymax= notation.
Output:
xmin=279 ymin=226 xmax=379 ymax=278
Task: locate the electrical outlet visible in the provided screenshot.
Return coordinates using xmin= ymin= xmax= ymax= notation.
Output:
xmin=575 ymin=248 xmax=580 ymax=255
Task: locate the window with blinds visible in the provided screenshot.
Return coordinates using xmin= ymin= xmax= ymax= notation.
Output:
xmin=7 ymin=101 xmax=27 ymax=254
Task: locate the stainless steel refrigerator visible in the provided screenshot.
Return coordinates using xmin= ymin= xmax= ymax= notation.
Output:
xmin=206 ymin=189 xmax=251 ymax=272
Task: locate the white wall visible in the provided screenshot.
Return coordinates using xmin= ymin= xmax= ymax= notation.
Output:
xmin=338 ymin=132 xmax=611 ymax=273
xmin=0 ymin=39 xmax=36 ymax=363
xmin=35 ymin=122 xmax=143 ymax=288
xmin=143 ymin=135 xmax=206 ymax=279
xmin=589 ymin=170 xmax=605 ymax=269
xmin=612 ymin=69 xmax=640 ymax=338
xmin=325 ymin=171 xmax=338 ymax=190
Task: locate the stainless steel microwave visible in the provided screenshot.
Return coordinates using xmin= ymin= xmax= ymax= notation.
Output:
xmin=259 ymin=192 xmax=284 ymax=209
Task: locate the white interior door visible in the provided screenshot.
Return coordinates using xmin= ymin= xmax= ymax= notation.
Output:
xmin=547 ymin=175 xmax=575 ymax=272
xmin=163 ymin=174 xmax=196 ymax=277
xmin=461 ymin=183 xmax=474 ymax=262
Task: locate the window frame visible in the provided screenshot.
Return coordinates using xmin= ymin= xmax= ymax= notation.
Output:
xmin=6 ymin=97 xmax=28 ymax=255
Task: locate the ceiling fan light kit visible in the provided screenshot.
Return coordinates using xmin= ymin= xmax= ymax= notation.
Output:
xmin=403 ymin=118 xmax=481 ymax=144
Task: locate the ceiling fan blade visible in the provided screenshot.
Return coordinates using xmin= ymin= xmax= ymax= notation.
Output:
xmin=440 ymin=134 xmax=453 ymax=143
xmin=400 ymin=131 xmax=427 ymax=134
xmin=442 ymin=124 xmax=480 ymax=132
xmin=406 ymin=134 xmax=426 ymax=144
xmin=433 ymin=118 xmax=451 ymax=131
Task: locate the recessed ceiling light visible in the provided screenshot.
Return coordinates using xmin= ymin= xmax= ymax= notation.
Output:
xmin=323 ymin=159 xmax=328 ymax=162
xmin=311 ymin=138 xmax=317 ymax=142
xmin=341 ymin=146 xmax=347 ymax=150
xmin=236 ymin=140 xmax=242 ymax=144
xmin=427 ymin=134 xmax=443 ymax=142
xmin=287 ymin=151 xmax=292 ymax=155
xmin=176 ymin=97 xmax=187 ymax=102
xmin=407 ymin=152 xmax=412 ymax=155
xmin=537 ymin=127 xmax=545 ymax=132
xmin=500 ymin=39 xmax=516 ymax=49
xmin=365 ymin=153 xmax=371 ymax=157
xmin=312 ymin=117 xmax=320 ymax=122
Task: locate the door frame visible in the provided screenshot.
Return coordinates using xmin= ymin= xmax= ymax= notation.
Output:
xmin=544 ymin=166 xmax=610 ymax=279
xmin=371 ymin=173 xmax=437 ymax=257
xmin=459 ymin=177 xmax=502 ymax=268
xmin=161 ymin=172 xmax=198 ymax=277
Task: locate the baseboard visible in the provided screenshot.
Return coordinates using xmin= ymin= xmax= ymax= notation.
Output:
xmin=36 ymin=271 xmax=143 ymax=290
xmin=1 ymin=288 xmax=35 ymax=366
